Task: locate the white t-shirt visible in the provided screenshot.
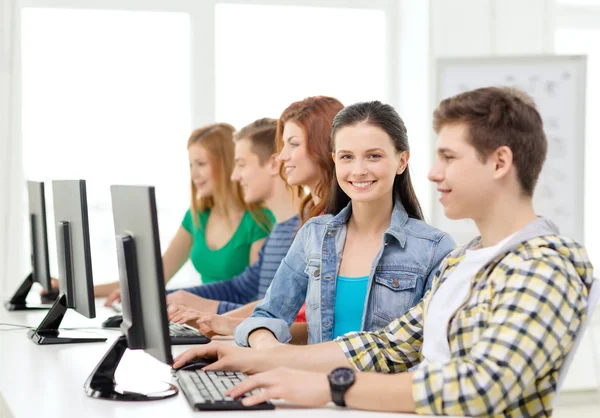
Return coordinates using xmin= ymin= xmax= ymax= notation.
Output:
xmin=420 ymin=233 xmax=516 ymax=365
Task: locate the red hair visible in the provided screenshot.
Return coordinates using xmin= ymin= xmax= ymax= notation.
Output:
xmin=276 ymin=96 xmax=344 ymax=224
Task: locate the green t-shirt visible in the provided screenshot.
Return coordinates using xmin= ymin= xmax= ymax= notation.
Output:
xmin=181 ymin=208 xmax=275 ymax=284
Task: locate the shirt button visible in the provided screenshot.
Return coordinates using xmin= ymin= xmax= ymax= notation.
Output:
xmin=327 ymin=231 xmax=335 ymax=236
xmin=392 ymin=277 xmax=400 ymax=288
xmin=314 ymin=268 xmax=320 ymax=277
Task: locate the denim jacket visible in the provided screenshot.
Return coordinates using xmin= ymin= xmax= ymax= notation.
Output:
xmin=234 ymin=200 xmax=456 ymax=346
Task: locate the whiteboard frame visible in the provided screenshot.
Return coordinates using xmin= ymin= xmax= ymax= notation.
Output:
xmin=432 ymin=55 xmax=587 ymax=244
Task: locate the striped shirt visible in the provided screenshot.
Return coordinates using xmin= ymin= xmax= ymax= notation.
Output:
xmin=182 ymin=215 xmax=300 ymax=314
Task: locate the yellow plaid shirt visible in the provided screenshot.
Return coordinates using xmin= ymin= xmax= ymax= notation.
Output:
xmin=336 ymin=235 xmax=593 ymax=417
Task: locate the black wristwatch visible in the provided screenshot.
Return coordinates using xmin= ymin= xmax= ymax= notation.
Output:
xmin=328 ymin=367 xmax=356 ymax=407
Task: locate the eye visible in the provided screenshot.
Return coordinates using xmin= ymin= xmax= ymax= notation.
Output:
xmin=368 ymin=154 xmax=382 ymax=159
xmin=339 ymin=155 xmax=352 ymax=160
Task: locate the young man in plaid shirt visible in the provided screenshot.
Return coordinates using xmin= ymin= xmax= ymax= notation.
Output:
xmin=174 ymin=87 xmax=594 ymax=417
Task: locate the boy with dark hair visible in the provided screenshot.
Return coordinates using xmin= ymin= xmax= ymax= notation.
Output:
xmin=173 ymin=88 xmax=593 ymax=417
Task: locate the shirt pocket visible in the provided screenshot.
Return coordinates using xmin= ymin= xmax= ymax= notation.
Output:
xmin=373 ymin=271 xmax=421 ymax=324
xmin=303 ymin=258 xmax=321 ymax=309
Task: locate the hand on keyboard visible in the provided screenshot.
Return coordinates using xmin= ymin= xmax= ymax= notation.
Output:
xmin=110 ymin=301 xmax=122 ymax=313
xmin=104 ymin=288 xmax=121 ymax=307
xmin=173 ymin=341 xmax=253 ymax=373
xmin=225 ymin=368 xmax=331 ymax=408
xmin=168 ymin=304 xmax=204 ymax=325
xmin=177 ymin=369 xmax=274 ymax=410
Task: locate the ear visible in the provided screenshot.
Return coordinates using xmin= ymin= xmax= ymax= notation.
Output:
xmin=331 ymin=152 xmax=336 ymax=164
xmin=396 ymin=151 xmax=410 ymax=175
xmin=491 ymin=146 xmax=513 ymax=180
xmin=267 ymin=154 xmax=280 ymax=176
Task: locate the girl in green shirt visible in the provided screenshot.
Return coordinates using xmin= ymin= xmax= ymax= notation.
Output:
xmin=99 ymin=123 xmax=274 ymax=304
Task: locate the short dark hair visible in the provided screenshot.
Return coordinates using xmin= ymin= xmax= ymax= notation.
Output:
xmin=433 ymin=86 xmax=547 ymax=196
xmin=234 ymin=118 xmax=277 ymax=164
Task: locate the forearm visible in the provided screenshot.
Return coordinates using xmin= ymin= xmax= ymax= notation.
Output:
xmin=224 ymin=300 xmax=261 ymax=318
xmin=259 ymin=341 xmax=351 ymax=373
xmin=94 ymin=282 xmax=119 ymax=297
xmin=162 ymin=256 xmax=188 ymax=284
xmin=345 ymin=372 xmax=415 ymax=413
xmin=162 ymin=227 xmax=192 ymax=283
xmin=248 ymin=329 xmax=281 ymax=349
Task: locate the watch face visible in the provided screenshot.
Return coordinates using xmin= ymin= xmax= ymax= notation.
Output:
xmin=330 ymin=368 xmax=354 ymax=385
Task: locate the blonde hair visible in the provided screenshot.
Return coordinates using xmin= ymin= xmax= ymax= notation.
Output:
xmin=188 ymin=123 xmax=273 ymax=232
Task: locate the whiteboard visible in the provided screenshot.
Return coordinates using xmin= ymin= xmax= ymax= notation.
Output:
xmin=433 ymin=55 xmax=587 ymax=245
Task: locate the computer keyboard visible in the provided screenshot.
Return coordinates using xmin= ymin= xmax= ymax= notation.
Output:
xmin=169 ymin=322 xmax=211 ymax=345
xmin=176 ymin=369 xmax=274 ymax=411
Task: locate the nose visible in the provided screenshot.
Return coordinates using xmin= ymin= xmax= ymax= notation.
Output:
xmin=277 ymin=144 xmax=289 ymax=162
xmin=428 ymin=161 xmax=443 ymax=183
xmin=352 ymin=159 xmax=367 ymax=176
xmin=231 ymin=166 xmax=240 ymax=182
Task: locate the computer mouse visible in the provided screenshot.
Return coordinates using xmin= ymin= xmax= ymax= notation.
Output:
xmin=102 ymin=315 xmax=123 ymax=328
xmin=171 ymin=358 xmax=215 ymax=374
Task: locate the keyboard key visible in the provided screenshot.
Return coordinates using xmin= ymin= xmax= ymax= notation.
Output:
xmin=177 ymin=369 xmax=274 ymax=411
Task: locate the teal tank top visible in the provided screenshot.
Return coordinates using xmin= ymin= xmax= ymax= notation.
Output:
xmin=333 ymin=275 xmax=369 ymax=338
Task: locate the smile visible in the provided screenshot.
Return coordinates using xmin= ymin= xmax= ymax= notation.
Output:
xmin=437 ymin=189 xmax=451 ymax=202
xmin=349 ymin=181 xmax=375 ymax=189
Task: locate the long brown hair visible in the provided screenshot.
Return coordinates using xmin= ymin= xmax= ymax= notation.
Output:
xmin=188 ymin=123 xmax=273 ymax=232
xmin=276 ymin=96 xmax=344 ymax=223
xmin=324 ymin=101 xmax=424 ymax=220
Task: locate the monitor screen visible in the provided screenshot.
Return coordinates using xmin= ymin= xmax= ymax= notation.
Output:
xmin=52 ymin=180 xmax=96 ymax=319
xmin=27 ymin=181 xmax=52 ymax=293
xmin=111 ymin=184 xmax=172 ymax=365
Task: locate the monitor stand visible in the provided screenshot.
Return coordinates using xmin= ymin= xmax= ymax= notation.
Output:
xmin=27 ymin=293 xmax=107 ymax=345
xmin=85 ymin=336 xmax=178 ymax=401
xmin=4 ymin=272 xmax=59 ymax=311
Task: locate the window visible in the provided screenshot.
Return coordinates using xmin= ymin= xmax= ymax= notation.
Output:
xmin=215 ymin=3 xmax=387 ymax=127
xmin=21 ymin=8 xmax=196 ymax=288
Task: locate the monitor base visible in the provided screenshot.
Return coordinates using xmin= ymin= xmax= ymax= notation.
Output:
xmin=4 ymin=273 xmax=57 ymax=311
xmin=85 ymin=336 xmax=178 ymax=401
xmin=28 ymin=329 xmax=107 ymax=345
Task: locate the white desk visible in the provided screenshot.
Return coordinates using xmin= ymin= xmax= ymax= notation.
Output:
xmin=0 ymin=298 xmax=430 ymax=418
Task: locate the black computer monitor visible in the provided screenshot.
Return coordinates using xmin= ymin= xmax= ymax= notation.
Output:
xmin=84 ymin=185 xmax=177 ymax=401
xmin=4 ymin=181 xmax=59 ymax=310
xmin=27 ymin=180 xmax=106 ymax=345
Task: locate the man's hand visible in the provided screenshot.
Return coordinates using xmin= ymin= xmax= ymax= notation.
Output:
xmin=227 ymin=368 xmax=331 ymax=407
xmin=173 ymin=341 xmax=265 ymax=374
xmin=196 ymin=313 xmax=243 ymax=337
xmin=104 ymin=288 xmax=121 ymax=307
xmin=167 ymin=304 xmax=202 ymax=326
xmin=40 ymin=278 xmax=59 ymax=295
xmin=166 ymin=290 xmax=219 ymax=313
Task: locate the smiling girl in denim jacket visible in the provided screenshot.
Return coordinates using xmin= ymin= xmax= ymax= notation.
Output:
xmin=235 ymin=101 xmax=456 ymax=348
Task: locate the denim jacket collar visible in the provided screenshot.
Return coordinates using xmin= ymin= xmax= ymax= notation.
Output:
xmin=328 ymin=200 xmax=409 ymax=248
